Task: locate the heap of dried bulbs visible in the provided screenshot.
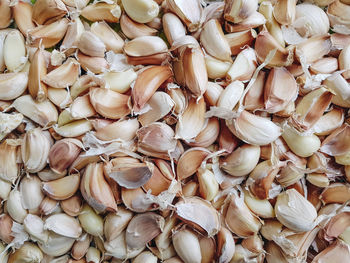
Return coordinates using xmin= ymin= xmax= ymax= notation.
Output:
xmin=0 ymin=0 xmax=350 ymax=262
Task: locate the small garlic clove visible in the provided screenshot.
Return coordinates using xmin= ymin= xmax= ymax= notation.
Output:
xmin=42 ymin=173 xmax=80 ymax=200
xmin=155 ymin=216 xmax=177 ymax=255
xmin=13 ymin=94 xmax=58 ymax=127
xmin=225 ymin=29 xmax=256 ymax=55
xmin=177 ymin=147 xmax=211 ymax=180
xmin=0 ymin=112 xmax=23 ymax=141
xmin=28 ymin=18 xmax=69 ymax=48
xmin=275 ymin=188 xmax=317 ymax=232
xmin=95 ymin=118 xmax=139 ymax=141
xmin=81 ymin=3 xmax=121 ymax=23
xmin=310 ymin=57 xmax=338 ymax=74
xmin=167 ymin=0 xmax=202 ymax=32
xmin=120 ymin=13 xmax=158 ymax=40
xmin=324 ymin=72 xmax=350 ymax=108
xmin=204 ymin=82 xmax=224 ymax=106
xmin=76 ymin=52 xmax=109 ymax=74
xmin=86 ymin=247 xmax=100 ymax=263
xmin=311 ymin=239 xmax=350 ymax=263
xmin=71 ymin=234 xmax=91 ymax=260
xmin=199 ymin=236 xmax=216 ymax=263
xmin=217 ymin=80 xmax=244 ymax=110
xmin=244 ymin=189 xmax=275 ymax=218
xmin=121 ymin=0 xmax=159 ymax=24
xmin=28 ymin=47 xmax=48 ymax=102
xmin=0 ymin=140 xmax=19 ymax=183
xmin=70 ymin=94 xmax=96 ymax=120
xmin=226 ymin=110 xmax=282 ymax=146
xmin=0 ymin=72 xmax=28 ymax=100
xmin=60 ymin=194 xmax=82 ymax=217
xmin=104 ymin=207 xmax=133 ymax=242
xmin=6 ymin=189 xmax=28 ymax=223
xmin=175 ymin=197 xmax=220 ymax=236
xmin=0 ymin=214 xmax=13 ymax=244
xmin=282 ymin=124 xmax=320 ymax=157
xmin=217 ymin=227 xmax=235 ymax=263
xmin=224 ymin=0 xmax=258 ymax=23
xmin=220 ymin=144 xmax=260 ymax=177
xmin=226 ymin=47 xmax=257 ymax=82
xmin=0 ymin=0 xmax=11 ymax=29
xmin=78 ymin=31 xmax=106 ymax=58
xmin=44 ymin=213 xmax=82 ymax=239
xmin=32 ymin=0 xmax=67 ymax=25
xmin=243 ymin=71 xmax=265 ymax=111
xmin=197 ymin=167 xmax=219 ymax=201
xmin=132 ymin=65 xmax=172 ymax=112
xmin=126 ymin=212 xmax=165 ymax=249
xmin=335 ymin=151 xmax=350 ymax=165
xmin=175 ymin=97 xmax=206 ymax=141
xmin=0 ymin=178 xmax=11 ymax=200
xmin=187 ymin=117 xmax=220 ymax=148
xmin=200 ymin=19 xmax=232 ymax=62
xmin=124 ymin=36 xmax=168 ymax=57
xmin=264 ymin=67 xmax=298 ymax=113
xmin=205 ymin=54 xmax=232 ymax=79
xmin=61 ymin=18 xmax=85 ymax=55
xmin=49 ymin=138 xmax=82 ymax=175
xmin=78 ymin=204 xmax=103 ymax=237
xmin=172 ymin=228 xmax=202 ymax=263
xmin=39 ymin=196 xmax=59 ymax=216
xmin=133 ymin=251 xmax=158 ymax=263
xmin=102 ymin=69 xmax=137 ymax=94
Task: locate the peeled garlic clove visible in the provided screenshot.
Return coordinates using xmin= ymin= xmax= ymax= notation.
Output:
xmin=78 ymin=204 xmax=103 ymax=237
xmin=6 ymin=189 xmax=27 ymax=223
xmin=43 ymin=58 xmax=80 ymax=89
xmin=177 ymin=147 xmax=211 ymax=180
xmin=132 ymin=65 xmax=172 ymax=112
xmin=224 ymin=0 xmax=258 ymax=23
xmin=78 ymin=31 xmax=106 ymax=58
xmin=295 ymin=35 xmax=332 ymax=64
xmin=293 ymin=87 xmax=334 ymax=131
xmin=0 ymin=72 xmax=28 ymax=100
xmin=172 ymin=228 xmax=202 ymax=263
xmin=320 ymin=124 xmax=350 ymax=156
xmin=205 ymin=54 xmax=232 ymax=79
xmin=121 ymin=0 xmax=159 ymax=24
xmin=104 ymin=207 xmax=133 ymax=242
xmin=8 ymin=242 xmax=43 ymax=263
xmin=175 ymin=97 xmax=206 ymax=141
xmin=217 ymin=80 xmax=244 ymax=110
xmin=95 ymin=118 xmax=139 ymax=141
xmin=282 ymin=124 xmax=320 ymax=157
xmin=32 ymin=0 xmax=67 ymax=25
xmin=320 ymin=183 xmax=350 ymax=205
xmin=22 ymin=128 xmax=51 ymax=173
xmin=138 ymin=91 xmax=175 ymax=126
xmin=126 ymin=212 xmax=164 ymax=249
xmin=255 ymin=29 xmax=293 ymax=67
xmin=13 ymin=94 xmax=58 ymax=127
xmin=120 ymin=13 xmax=158 ymax=40
xmin=200 ymin=19 xmax=232 ymax=62
xmin=182 ymin=46 xmax=208 ymax=97
xmin=81 ymin=3 xmax=121 ymax=23
xmin=175 ymin=197 xmax=220 ymax=236
xmin=273 ymin=0 xmax=296 ymax=25
xmin=28 ymin=18 xmax=69 ymax=48
xmin=226 ymin=110 xmax=282 ymax=146
xmin=4 ymin=30 xmax=26 ymax=74
xmin=49 ymin=138 xmax=82 ymax=175
xmin=167 ymin=0 xmax=202 ymax=32
xmin=220 ymin=144 xmax=260 ymax=177
xmin=44 ymin=213 xmax=82 ymax=239
xmin=264 ymin=67 xmax=298 ymax=113
xmin=226 ymin=47 xmax=257 ymax=82
xmin=275 ymin=188 xmax=317 ymax=232
xmin=39 ymin=232 xmax=75 ymax=257
xmin=225 ymin=191 xmax=262 ymax=237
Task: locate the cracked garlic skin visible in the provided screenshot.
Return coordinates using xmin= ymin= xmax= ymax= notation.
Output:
xmin=1 ymin=0 xmax=350 ymax=262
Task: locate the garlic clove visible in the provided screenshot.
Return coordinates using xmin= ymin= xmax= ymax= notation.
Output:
xmin=70 ymin=94 xmax=96 ymax=120
xmin=81 ymin=3 xmax=121 ymax=23
xmin=0 ymin=72 xmax=28 ymax=100
xmin=177 ymin=147 xmax=211 ymax=180
xmin=320 ymin=183 xmax=350 ymax=205
xmin=205 ymin=55 xmax=232 ymax=79
xmin=60 ymin=194 xmax=82 ymax=217
xmin=162 ymin=12 xmax=186 ymax=46
xmin=167 ymin=0 xmax=202 ymax=32
xmin=124 ymin=36 xmax=167 ymax=57
xmin=320 ymin=124 xmax=350 ymax=156
xmin=38 ymin=232 xmax=75 ymax=257
xmin=71 ymin=234 xmax=91 ymax=260
xmin=295 ymin=35 xmax=332 ymax=64
xmin=217 ymin=80 xmax=244 ymax=110
xmin=273 ymin=0 xmax=296 ymax=25
xmin=224 ymin=0 xmax=258 ymax=23
xmin=243 ymin=71 xmax=265 ymax=111
xmin=76 ymin=52 xmax=109 ymax=74
xmin=102 ymin=69 xmax=137 ymax=94
xmin=78 ymin=31 xmax=106 ymax=58
xmin=104 ymin=207 xmax=133 ymax=242
xmin=78 ymin=204 xmax=103 ymax=237
xmin=226 ymin=47 xmax=257 ymax=82
xmin=20 ymin=175 xmax=44 ymax=210
xmin=32 ymin=0 xmax=67 ymax=25
xmin=44 ymin=213 xmax=82 ymax=239
xmin=120 ymin=13 xmax=158 ymax=40
xmin=172 ymin=228 xmax=202 ymax=263
xmin=42 ymin=173 xmax=80 ymax=200
xmin=187 ymin=117 xmax=220 ymax=148
xmin=225 ymin=11 xmax=266 ymax=33
xmin=95 ymin=118 xmax=139 ymax=142
xmin=3 ymin=29 xmax=26 ymax=73
xmin=339 ymin=44 xmax=350 ymax=79
xmin=91 ymin=21 xmax=124 ymax=54
xmin=121 ymin=0 xmax=159 ymax=24
xmin=8 ymin=242 xmax=43 ymax=263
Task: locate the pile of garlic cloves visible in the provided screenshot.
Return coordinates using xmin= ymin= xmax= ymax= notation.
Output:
xmin=0 ymin=0 xmax=350 ymax=262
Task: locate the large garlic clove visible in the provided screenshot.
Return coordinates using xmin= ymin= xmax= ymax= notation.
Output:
xmin=104 ymin=208 xmax=133 ymax=242
xmin=177 ymin=147 xmax=211 ymax=180
xmin=42 ymin=174 xmax=80 ymax=201
xmin=172 ymin=228 xmax=202 ymax=263
xmin=44 ymin=213 xmax=82 ymax=239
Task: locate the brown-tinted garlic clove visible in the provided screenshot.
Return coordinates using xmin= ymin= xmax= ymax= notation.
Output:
xmin=70 ymin=94 xmax=96 ymax=120
xmin=71 ymin=234 xmax=91 ymax=260
xmin=320 ymin=183 xmax=350 ymax=205
xmin=196 ymin=167 xmax=219 ymax=201
xmin=264 ymin=67 xmax=298 ymax=113
xmin=187 ymin=117 xmax=220 ymax=148
xmin=60 ymin=194 xmax=82 ymax=217
xmin=275 ymin=188 xmax=317 ymax=232
xmin=177 ymin=147 xmax=211 ymax=180
xmin=310 ymin=57 xmax=338 ymax=74
xmin=124 ymin=36 xmax=168 ymax=57
xmin=225 ymin=11 xmax=266 ymax=33
xmin=132 ymin=65 xmax=172 ymax=112
xmin=0 ymin=0 xmax=11 ymax=29
xmin=28 ymin=18 xmax=69 ymax=48
xmin=243 ymin=71 xmax=265 ymax=111
xmin=8 ymin=242 xmax=43 ymax=263
xmin=81 ymin=3 xmax=121 ymax=23
xmin=312 ymin=239 xmax=350 ymax=263
xmin=175 ymin=197 xmax=220 ymax=236
xmin=226 ymin=110 xmax=282 ymax=146
xmin=32 ymin=0 xmax=67 ymax=25
xmin=320 ymin=124 xmax=350 ymax=156
xmin=225 ymin=29 xmax=256 ymax=55
xmin=126 ymin=212 xmax=164 ymax=249
xmin=42 ymin=174 xmax=80 ymax=200
xmin=0 ymin=214 xmax=13 ymax=244
xmin=49 ymin=138 xmax=82 ymax=175
xmin=39 ymin=196 xmax=59 ymax=215
xmin=60 ymin=18 xmax=85 ymax=55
